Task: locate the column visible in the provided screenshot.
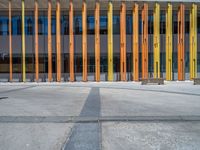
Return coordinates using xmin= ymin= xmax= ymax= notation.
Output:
xmin=22 ymin=0 xmax=26 ymax=82
xmin=178 ymin=4 xmax=185 ymax=81
xmin=95 ymin=1 xmax=100 ymax=82
xmin=153 ymin=3 xmax=160 ymax=78
xmin=120 ymin=2 xmax=126 ymax=81
xmin=108 ymin=2 xmax=113 ymax=81
xmin=133 ymin=3 xmax=139 ymax=81
xmin=48 ymin=0 xmax=52 ymax=81
xmin=56 ymin=0 xmax=61 ymax=82
xmin=142 ymin=3 xmax=148 ymax=79
xmin=190 ymin=4 xmax=197 ymax=80
xmin=166 ymin=3 xmax=172 ymax=81
xmin=35 ymin=0 xmax=39 ymax=81
xmin=69 ymin=0 xmax=74 ymax=82
xmin=9 ymin=0 xmax=12 ymax=81
xmin=82 ymin=0 xmax=87 ymax=81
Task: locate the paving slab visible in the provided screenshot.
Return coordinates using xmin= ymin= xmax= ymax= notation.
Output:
xmin=0 ymin=123 xmax=73 ymax=150
xmin=0 ymin=86 xmax=90 ymax=116
xmin=100 ymin=88 xmax=200 ymax=116
xmin=102 ymin=122 xmax=200 ymax=150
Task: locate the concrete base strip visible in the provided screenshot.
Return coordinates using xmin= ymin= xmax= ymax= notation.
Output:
xmin=0 ymin=116 xmax=200 ymax=123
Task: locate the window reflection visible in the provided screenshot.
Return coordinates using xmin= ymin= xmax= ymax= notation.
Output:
xmin=0 ymin=17 xmax=8 ymax=35
xmin=74 ymin=16 xmax=82 ymax=34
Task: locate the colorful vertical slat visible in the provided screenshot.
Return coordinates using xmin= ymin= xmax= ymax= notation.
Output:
xmin=133 ymin=3 xmax=139 ymax=81
xmin=142 ymin=3 xmax=148 ymax=79
xmin=190 ymin=4 xmax=197 ymax=80
xmin=48 ymin=0 xmax=52 ymax=82
xmin=22 ymin=0 xmax=26 ymax=82
xmin=166 ymin=3 xmax=173 ymax=81
xmin=178 ymin=4 xmax=185 ymax=81
xmin=120 ymin=2 xmax=126 ymax=81
xmin=69 ymin=0 xmax=74 ymax=82
xmin=35 ymin=0 xmax=39 ymax=81
xmin=9 ymin=0 xmax=12 ymax=81
xmin=108 ymin=2 xmax=113 ymax=81
xmin=82 ymin=0 xmax=87 ymax=81
xmin=153 ymin=3 xmax=160 ymax=78
xmin=56 ymin=0 xmax=61 ymax=82
xmin=95 ymin=1 xmax=100 ymax=82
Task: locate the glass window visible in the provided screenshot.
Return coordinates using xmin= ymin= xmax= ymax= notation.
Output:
xmin=0 ymin=17 xmax=9 ymax=35
xmin=52 ymin=16 xmax=56 ymax=35
xmin=198 ymin=16 xmax=200 ymax=33
xmin=113 ymin=16 xmax=120 ymax=34
xmin=38 ymin=16 xmax=47 ymax=35
xmin=87 ymin=16 xmax=94 ymax=34
xmin=185 ymin=11 xmax=190 ymax=34
xmin=62 ymin=15 xmax=69 ymax=35
xmin=160 ymin=11 xmax=166 ymax=34
xmin=100 ymin=16 xmax=107 ymax=34
xmin=148 ymin=14 xmax=153 ymax=34
xmin=126 ymin=15 xmax=132 ymax=34
xmin=38 ymin=18 xmax=43 ymax=35
xmin=74 ymin=16 xmax=82 ymax=34
xmin=25 ymin=16 xmax=33 ymax=35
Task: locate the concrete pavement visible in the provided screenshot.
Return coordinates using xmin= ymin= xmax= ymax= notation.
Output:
xmin=0 ymin=81 xmax=200 ymax=150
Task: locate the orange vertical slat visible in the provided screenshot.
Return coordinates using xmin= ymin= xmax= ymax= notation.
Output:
xmin=9 ymin=0 xmax=12 ymax=81
xmin=82 ymin=0 xmax=87 ymax=81
xmin=120 ymin=2 xmax=126 ymax=81
xmin=133 ymin=3 xmax=139 ymax=81
xmin=56 ymin=0 xmax=61 ymax=82
xmin=95 ymin=1 xmax=100 ymax=82
xmin=142 ymin=3 xmax=148 ymax=79
xmin=178 ymin=4 xmax=185 ymax=81
xmin=35 ymin=0 xmax=39 ymax=81
xmin=69 ymin=0 xmax=74 ymax=82
xmin=48 ymin=0 xmax=52 ymax=82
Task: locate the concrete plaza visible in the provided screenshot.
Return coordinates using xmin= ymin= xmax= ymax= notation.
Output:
xmin=0 ymin=81 xmax=200 ymax=150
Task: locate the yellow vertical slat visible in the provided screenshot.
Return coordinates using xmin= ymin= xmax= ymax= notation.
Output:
xmin=9 ymin=0 xmax=12 ymax=81
xmin=166 ymin=3 xmax=172 ymax=80
xmin=22 ymin=0 xmax=26 ymax=82
xmin=153 ymin=3 xmax=160 ymax=78
xmin=190 ymin=4 xmax=197 ymax=80
xmin=133 ymin=3 xmax=139 ymax=81
xmin=95 ymin=1 xmax=100 ymax=82
xmin=108 ymin=2 xmax=113 ymax=81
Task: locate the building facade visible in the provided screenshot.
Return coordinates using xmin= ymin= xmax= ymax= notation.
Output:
xmin=0 ymin=0 xmax=200 ymax=82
